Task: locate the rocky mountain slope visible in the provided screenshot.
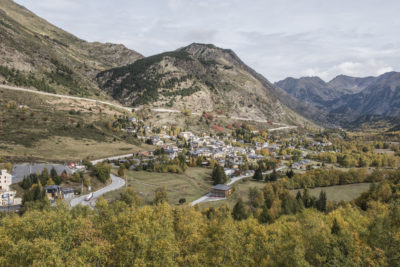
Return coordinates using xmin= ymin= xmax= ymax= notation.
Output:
xmin=0 ymin=0 xmax=142 ymax=97
xmin=276 ymin=72 xmax=400 ymax=126
xmin=96 ymin=43 xmax=311 ymax=125
xmin=275 ymin=76 xmax=342 ymax=106
xmin=328 ymin=72 xmax=400 ymax=123
xmin=327 ymin=75 xmax=375 ymax=94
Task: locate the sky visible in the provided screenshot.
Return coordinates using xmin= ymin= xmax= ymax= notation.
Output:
xmin=15 ymin=0 xmax=400 ymax=82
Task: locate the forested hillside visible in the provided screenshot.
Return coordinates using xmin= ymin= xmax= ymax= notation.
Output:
xmin=1 ymin=168 xmax=399 ymax=266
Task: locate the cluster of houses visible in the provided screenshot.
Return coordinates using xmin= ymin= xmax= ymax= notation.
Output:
xmin=44 ymin=185 xmax=75 ymax=202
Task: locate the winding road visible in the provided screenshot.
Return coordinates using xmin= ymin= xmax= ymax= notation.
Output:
xmin=70 ymin=173 xmax=125 ymax=207
xmin=1 ymin=84 xmax=296 ymax=206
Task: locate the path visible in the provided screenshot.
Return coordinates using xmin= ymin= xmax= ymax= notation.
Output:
xmin=90 ymin=154 xmax=134 ymax=165
xmin=0 ymin=84 xmax=132 ymax=112
xmin=1 ymin=84 xmax=297 ymax=129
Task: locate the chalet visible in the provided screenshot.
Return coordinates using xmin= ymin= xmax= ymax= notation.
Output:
xmin=45 ymin=185 xmax=62 ymax=201
xmin=61 ymin=188 xmax=75 ymax=199
xmin=210 ymin=184 xmax=233 ymax=198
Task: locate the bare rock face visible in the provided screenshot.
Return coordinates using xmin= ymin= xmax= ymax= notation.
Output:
xmin=97 ymin=43 xmax=310 ymax=125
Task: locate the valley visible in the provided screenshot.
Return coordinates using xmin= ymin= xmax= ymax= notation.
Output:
xmin=1 ymin=0 xmax=400 ymax=265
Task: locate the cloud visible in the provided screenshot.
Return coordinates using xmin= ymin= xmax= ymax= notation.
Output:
xmin=14 ymin=0 xmax=400 ymax=82
xmin=302 ymin=60 xmax=394 ymax=81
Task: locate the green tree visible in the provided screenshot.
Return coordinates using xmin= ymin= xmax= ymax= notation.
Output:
xmin=120 ymin=187 xmax=141 ymax=207
xmin=232 ymin=198 xmax=248 ymax=221
xmin=331 ymin=218 xmax=340 ymax=235
xmin=117 ymin=166 xmax=125 ymax=178
xmin=316 ymin=190 xmax=327 ymax=212
xmin=91 ymin=163 xmax=111 ymax=183
xmin=154 ymin=187 xmax=168 ymax=204
xmin=211 ymin=165 xmax=227 ymax=185
xmin=248 ymin=187 xmax=264 ymax=208
xmin=253 ymin=167 xmax=263 ymax=181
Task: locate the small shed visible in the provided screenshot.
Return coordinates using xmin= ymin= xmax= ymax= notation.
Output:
xmin=62 ymin=188 xmax=75 ymax=199
xmin=210 ymin=184 xmax=233 ymax=198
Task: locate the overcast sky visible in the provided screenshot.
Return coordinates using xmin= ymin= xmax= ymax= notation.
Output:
xmin=15 ymin=0 xmax=400 ymax=82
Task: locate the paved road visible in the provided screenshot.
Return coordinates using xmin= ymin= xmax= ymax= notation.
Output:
xmin=70 ymin=174 xmax=125 ymax=207
xmin=268 ymin=126 xmax=298 ymax=132
xmin=91 ymin=154 xmax=134 ymax=165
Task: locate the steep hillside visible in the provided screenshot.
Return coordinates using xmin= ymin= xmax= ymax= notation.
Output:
xmin=327 ymin=75 xmax=375 ymax=94
xmin=0 ymin=0 xmax=142 ymax=97
xmin=275 ymin=76 xmax=341 ymax=105
xmin=97 ymin=43 xmax=311 ymax=125
xmin=329 ymin=72 xmax=400 ymax=123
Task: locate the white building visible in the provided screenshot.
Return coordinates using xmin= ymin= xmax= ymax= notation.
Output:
xmin=0 ymin=169 xmax=12 ymax=191
xmin=0 ymin=170 xmax=19 ymax=206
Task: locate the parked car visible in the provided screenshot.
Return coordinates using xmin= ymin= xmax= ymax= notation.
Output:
xmin=85 ymin=193 xmax=94 ymax=202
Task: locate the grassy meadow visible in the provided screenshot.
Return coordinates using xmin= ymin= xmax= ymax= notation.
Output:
xmin=290 ymin=183 xmax=372 ymax=202
xmin=104 ymin=167 xmax=212 ymax=205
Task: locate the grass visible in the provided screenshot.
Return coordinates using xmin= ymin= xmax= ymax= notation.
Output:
xmin=199 ymin=179 xmax=267 ymax=209
xmin=199 ymin=180 xmax=372 ymax=209
xmin=0 ymin=88 xmax=152 ymax=162
xmin=104 ymin=167 xmax=212 ymax=205
xmin=290 ymin=183 xmax=371 ymax=202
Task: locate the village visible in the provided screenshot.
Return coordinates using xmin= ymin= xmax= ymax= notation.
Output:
xmin=1 ymin=113 xmax=339 ymax=209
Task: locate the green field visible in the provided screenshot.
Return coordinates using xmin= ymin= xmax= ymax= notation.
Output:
xmin=290 ymin=183 xmax=371 ymax=202
xmin=199 ymin=180 xmax=372 ymax=209
xmin=104 ymin=168 xmax=212 ymax=205
xmin=199 ymin=179 xmax=267 ymax=209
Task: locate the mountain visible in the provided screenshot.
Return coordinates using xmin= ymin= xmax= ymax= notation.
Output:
xmin=327 ymin=75 xmax=375 ymax=94
xmin=0 ymin=0 xmax=142 ymax=97
xmin=97 ymin=43 xmax=311 ymax=125
xmin=275 ymin=76 xmax=342 ymax=106
xmin=329 ymin=72 xmax=400 ymax=123
xmin=276 ymin=72 xmax=400 ymax=126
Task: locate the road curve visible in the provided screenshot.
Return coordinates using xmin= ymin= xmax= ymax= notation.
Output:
xmin=70 ymin=174 xmax=125 ymax=207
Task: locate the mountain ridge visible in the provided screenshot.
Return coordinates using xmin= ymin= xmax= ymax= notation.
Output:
xmin=275 ymin=71 xmax=400 ymax=126
xmin=0 ymin=0 xmax=143 ymax=97
xmin=96 ymin=42 xmax=312 ymax=126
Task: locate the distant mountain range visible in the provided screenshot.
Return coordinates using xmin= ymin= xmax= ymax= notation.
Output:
xmin=276 ymin=72 xmax=400 ymax=126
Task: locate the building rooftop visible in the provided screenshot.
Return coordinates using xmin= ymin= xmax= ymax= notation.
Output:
xmin=211 ymin=184 xmax=232 ymax=191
